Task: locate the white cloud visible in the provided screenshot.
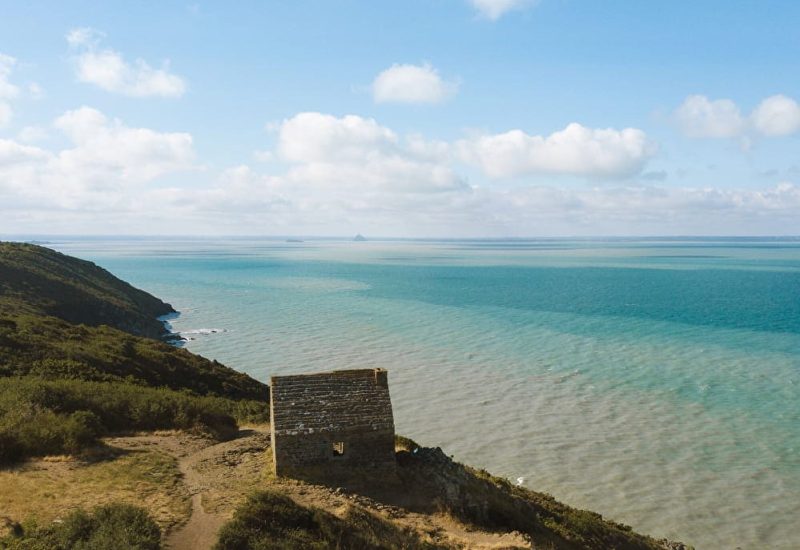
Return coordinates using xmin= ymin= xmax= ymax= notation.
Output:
xmin=490 ymin=181 xmax=800 ymax=235
xmin=27 ymin=82 xmax=44 ymax=99
xmin=0 ymin=138 xmax=50 ymax=165
xmin=674 ymin=95 xmax=744 ymax=138
xmin=372 ymin=63 xmax=458 ymax=104
xmin=138 ymin=112 xmax=473 ymax=234
xmin=675 ymin=93 xmax=800 ymax=139
xmin=0 ymin=103 xmax=11 ymax=128
xmin=0 ymin=53 xmax=20 ymax=127
xmin=3 ymin=107 xmax=798 ymax=236
xmin=66 ymin=27 xmax=103 ymax=48
xmin=751 ymin=94 xmax=800 ymax=137
xmin=138 ymin=165 xmax=287 ymax=221
xmin=278 ymin=112 xmax=397 ymax=163
xmin=0 ymin=54 xmax=19 ymax=100
xmin=53 ymin=106 xmax=196 ymax=182
xmin=0 ymin=54 xmax=45 ymax=127
xmin=17 ymin=126 xmax=48 ymax=143
xmin=253 ymin=149 xmax=274 ymax=162
xmin=67 ymin=28 xmax=186 ymax=97
xmin=0 ymin=106 xmax=196 ymax=209
xmin=458 ymin=123 xmax=653 ymax=179
xmin=469 ymin=0 xmax=537 ymax=20
xmin=275 ymin=112 xmax=465 ymax=192
xmin=147 ymin=172 xmax=800 ymax=236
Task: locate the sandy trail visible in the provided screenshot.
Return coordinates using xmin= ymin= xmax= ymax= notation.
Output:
xmin=163 ymin=428 xmax=271 ymax=550
xmin=164 ymin=450 xmax=226 ymax=550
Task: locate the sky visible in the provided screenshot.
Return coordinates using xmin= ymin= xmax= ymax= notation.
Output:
xmin=0 ymin=0 xmax=799 ymax=237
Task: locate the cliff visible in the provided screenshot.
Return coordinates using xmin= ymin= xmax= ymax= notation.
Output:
xmin=0 ymin=242 xmax=690 ymax=549
xmin=0 ymin=241 xmax=267 ymax=400
xmin=0 ymin=241 xmax=269 ymax=466
xmin=0 ymin=242 xmax=173 ymax=339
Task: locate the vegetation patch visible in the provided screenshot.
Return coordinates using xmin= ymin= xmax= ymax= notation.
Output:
xmin=0 ymin=242 xmax=174 ymax=339
xmin=0 ymin=503 xmax=161 ymax=550
xmin=214 ymin=491 xmax=449 ymax=550
xmin=0 ymin=376 xmax=271 ymax=464
xmin=0 ymin=313 xmax=268 ymax=401
xmin=0 ymin=241 xmax=270 ymax=464
xmin=0 ymin=447 xmax=190 ymax=534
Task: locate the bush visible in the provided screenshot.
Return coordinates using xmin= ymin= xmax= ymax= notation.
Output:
xmin=0 ymin=376 xmax=250 ymax=463
xmin=0 ymin=407 xmax=102 ymax=463
xmin=0 ymin=503 xmax=160 ymax=550
xmin=215 ymin=492 xmax=323 ymax=550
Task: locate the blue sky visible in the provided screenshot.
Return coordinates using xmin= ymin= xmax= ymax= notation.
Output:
xmin=1 ymin=0 xmax=799 ymax=236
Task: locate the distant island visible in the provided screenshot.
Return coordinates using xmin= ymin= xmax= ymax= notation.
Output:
xmin=354 ymin=233 xmax=367 ymax=242
xmin=0 ymin=242 xmax=690 ymax=550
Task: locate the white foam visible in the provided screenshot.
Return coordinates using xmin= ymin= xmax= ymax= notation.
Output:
xmin=180 ymin=328 xmax=227 ymax=335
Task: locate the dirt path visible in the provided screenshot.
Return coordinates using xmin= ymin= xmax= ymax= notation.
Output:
xmin=163 ymin=450 xmax=226 ymax=550
xmin=165 ymin=485 xmax=225 ymax=549
xmin=3 ymin=428 xmax=530 ymax=549
xmin=163 ymin=428 xmax=271 ymax=550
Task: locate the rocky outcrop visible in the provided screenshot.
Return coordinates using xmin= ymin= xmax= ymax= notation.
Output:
xmin=395 ymin=447 xmax=693 ymax=550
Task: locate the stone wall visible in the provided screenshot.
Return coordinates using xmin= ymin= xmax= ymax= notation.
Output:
xmin=270 ymin=368 xmax=396 ymax=476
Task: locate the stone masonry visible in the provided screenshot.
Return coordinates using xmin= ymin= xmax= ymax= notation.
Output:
xmin=269 ymin=368 xmax=396 ymax=476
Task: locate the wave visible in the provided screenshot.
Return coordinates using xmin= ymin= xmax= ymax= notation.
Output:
xmin=180 ymin=328 xmax=228 ymax=336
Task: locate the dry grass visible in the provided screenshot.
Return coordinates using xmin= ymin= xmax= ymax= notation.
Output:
xmin=40 ymin=454 xmax=75 ymax=462
xmin=186 ymin=429 xmax=273 ymax=515
xmin=0 ymin=447 xmax=191 ymax=534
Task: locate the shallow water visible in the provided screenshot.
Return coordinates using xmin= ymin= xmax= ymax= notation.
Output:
xmin=50 ymin=237 xmax=800 ymax=549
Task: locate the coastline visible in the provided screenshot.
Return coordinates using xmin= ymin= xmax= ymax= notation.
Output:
xmin=158 ymin=311 xmax=186 ymax=345
xmin=156 ymin=309 xmax=693 ymax=549
xmin=126 ymin=237 xmax=800 ymax=549
xmin=0 ymin=240 xmax=698 ymax=548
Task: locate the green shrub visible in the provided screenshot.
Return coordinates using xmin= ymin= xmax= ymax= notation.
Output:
xmin=0 ymin=376 xmax=256 ymax=463
xmin=0 ymin=406 xmax=102 ymax=462
xmin=0 ymin=503 xmax=160 ymax=550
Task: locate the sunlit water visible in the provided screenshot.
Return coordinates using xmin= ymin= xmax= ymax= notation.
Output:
xmin=47 ymin=237 xmax=800 ymax=549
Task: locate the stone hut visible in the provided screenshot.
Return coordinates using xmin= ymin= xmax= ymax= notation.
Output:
xmin=269 ymin=368 xmax=396 ymax=477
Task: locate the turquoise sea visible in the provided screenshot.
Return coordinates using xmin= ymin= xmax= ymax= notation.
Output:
xmin=49 ymin=237 xmax=800 ymax=549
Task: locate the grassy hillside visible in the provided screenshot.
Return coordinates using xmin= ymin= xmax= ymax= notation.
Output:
xmin=0 ymin=241 xmax=269 ymax=464
xmin=0 ymin=242 xmax=173 ymax=339
xmin=0 ymin=313 xmax=265 ymax=400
